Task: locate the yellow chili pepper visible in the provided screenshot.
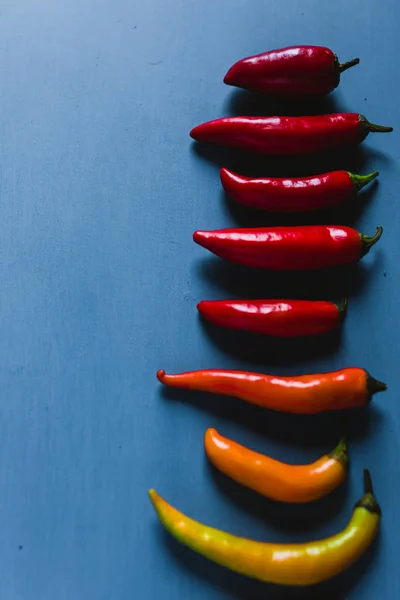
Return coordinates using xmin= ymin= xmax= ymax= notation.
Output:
xmin=149 ymin=470 xmax=380 ymax=586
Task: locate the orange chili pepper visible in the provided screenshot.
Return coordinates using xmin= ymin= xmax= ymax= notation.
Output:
xmin=205 ymin=428 xmax=348 ymax=503
xmin=157 ymin=367 xmax=386 ymax=414
xmin=149 ymin=470 xmax=380 ymax=586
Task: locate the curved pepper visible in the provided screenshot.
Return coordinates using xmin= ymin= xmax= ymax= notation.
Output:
xmin=197 ymin=298 xmax=346 ymax=337
xmin=190 ymin=114 xmax=393 ymax=155
xmin=193 ymin=225 xmax=383 ymax=270
xmin=157 ymin=367 xmax=386 ymax=414
xmin=149 ymin=470 xmax=380 ymax=586
xmin=205 ymin=429 xmax=348 ymax=503
xmin=224 ymin=46 xmax=359 ymax=96
xmin=220 ymin=168 xmax=379 ymax=213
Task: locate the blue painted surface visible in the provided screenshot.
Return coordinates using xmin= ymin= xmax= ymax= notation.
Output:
xmin=0 ymin=1 xmax=398 ymax=598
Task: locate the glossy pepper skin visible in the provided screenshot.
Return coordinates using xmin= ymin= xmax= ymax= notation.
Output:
xmin=193 ymin=225 xmax=383 ymax=270
xmin=220 ymin=168 xmax=379 ymax=213
xmin=190 ymin=114 xmax=393 ymax=155
xmin=224 ymin=46 xmax=360 ymax=96
xmin=205 ymin=429 xmax=348 ymax=503
xmin=149 ymin=470 xmax=380 ymax=586
xmin=198 ymin=298 xmax=346 ymax=337
xmin=157 ymin=367 xmax=386 ymax=414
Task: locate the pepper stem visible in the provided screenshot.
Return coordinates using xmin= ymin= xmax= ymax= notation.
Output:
xmin=335 ymin=437 xmax=347 ymax=453
xmin=366 ymin=121 xmax=393 ymax=133
xmin=349 ymin=171 xmax=379 ymax=193
xmin=338 ymin=58 xmax=360 ymax=73
xmin=364 ymin=469 xmax=374 ymax=494
xmin=367 ymin=373 xmax=387 ymax=398
xmin=361 ymin=226 xmax=383 ymax=256
xmin=329 ymin=437 xmax=349 ymax=471
xmin=336 ymin=297 xmax=348 ymax=320
xmin=355 ymin=469 xmax=381 ymax=515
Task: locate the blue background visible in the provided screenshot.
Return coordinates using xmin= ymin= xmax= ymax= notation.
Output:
xmin=0 ymin=1 xmax=398 ymax=598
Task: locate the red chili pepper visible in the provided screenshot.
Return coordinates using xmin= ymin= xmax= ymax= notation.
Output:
xmin=193 ymin=225 xmax=382 ymax=270
xmin=220 ymin=168 xmax=379 ymax=213
xmin=190 ymin=114 xmax=393 ymax=155
xmin=224 ymin=46 xmax=360 ymax=96
xmin=197 ymin=298 xmax=347 ymax=337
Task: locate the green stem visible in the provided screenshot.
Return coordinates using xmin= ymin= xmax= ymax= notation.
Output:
xmin=359 ymin=114 xmax=393 ymax=134
xmin=360 ymin=226 xmax=383 ymax=256
xmin=349 ymin=170 xmax=379 ymax=193
xmin=329 ymin=437 xmax=349 ymax=471
xmin=336 ymin=297 xmax=348 ymax=319
xmin=367 ymin=121 xmax=393 ymax=133
xmin=338 ymin=58 xmax=360 ymax=73
xmin=355 ymin=470 xmax=381 ymax=515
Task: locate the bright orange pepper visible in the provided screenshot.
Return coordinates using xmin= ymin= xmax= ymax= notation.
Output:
xmin=205 ymin=428 xmax=348 ymax=503
xmin=157 ymin=367 xmax=386 ymax=414
xmin=149 ymin=470 xmax=380 ymax=586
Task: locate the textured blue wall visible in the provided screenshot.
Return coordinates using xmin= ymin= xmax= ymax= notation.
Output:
xmin=0 ymin=1 xmax=398 ymax=598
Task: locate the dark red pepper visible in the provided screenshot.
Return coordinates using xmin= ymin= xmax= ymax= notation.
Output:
xmin=193 ymin=225 xmax=382 ymax=270
xmin=220 ymin=168 xmax=379 ymax=213
xmin=197 ymin=298 xmax=347 ymax=337
xmin=190 ymin=114 xmax=393 ymax=155
xmin=224 ymin=46 xmax=360 ymax=96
